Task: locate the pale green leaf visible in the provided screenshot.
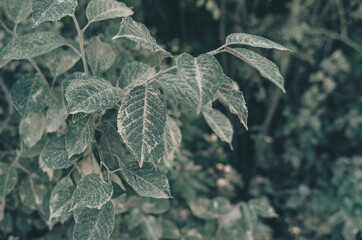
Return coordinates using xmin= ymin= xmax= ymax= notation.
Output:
xmin=248 ymin=198 xmax=278 ymax=218
xmin=175 ymin=53 xmax=224 ymax=113
xmin=225 ymin=47 xmax=286 ymax=92
xmin=112 ymin=17 xmax=171 ymax=58
xmin=225 ymin=33 xmax=290 ymax=51
xmin=128 ymin=208 xmax=144 ymax=230
xmin=142 ymin=199 xmax=170 ymax=215
xmin=69 ymin=173 xmax=113 ymax=211
xmin=142 ymin=216 xmax=163 ymax=240
xmin=117 ymin=85 xmax=167 ymax=167
xmin=19 ymin=112 xmax=46 ymax=148
xmin=49 ymin=177 xmax=75 ymax=228
xmin=42 ymin=48 xmax=80 ymax=78
xmin=40 ymin=134 xmax=79 ymax=169
xmin=86 ymin=0 xmax=133 ymax=23
xmin=5 ymin=0 xmax=32 ymax=24
xmin=98 ymin=123 xmax=125 ymax=171
xmin=162 ymin=220 xmax=181 ymax=239
xmin=73 ymin=201 xmax=115 ymax=240
xmin=65 ymin=74 xmax=122 ymax=114
xmin=189 ymin=197 xmax=233 ymax=219
xmin=31 ymin=0 xmax=78 ymax=27
xmin=120 ymin=162 xmax=172 ymax=199
xmin=86 ymin=37 xmax=116 ymax=76
xmin=66 ymin=115 xmax=95 ymax=158
xmin=118 ymin=62 xmax=155 ymax=91
xmin=0 ymin=32 xmax=69 ymax=60
xmin=19 ymin=172 xmax=49 ymax=212
xmin=10 ymin=74 xmax=51 ymax=117
xmin=164 ymin=117 xmax=182 ymax=163
xmin=45 ymin=98 xmax=68 ymax=133
xmin=0 ymin=163 xmax=18 ymax=197
xmin=217 ymin=76 xmax=248 ymax=129
xmin=203 ymin=109 xmax=234 ymax=146
xmin=0 ymin=59 xmax=10 ymax=69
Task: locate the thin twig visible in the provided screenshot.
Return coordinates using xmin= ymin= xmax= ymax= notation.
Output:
xmin=0 ymin=20 xmax=16 ymax=38
xmin=28 ymin=58 xmax=56 ymax=99
xmin=72 ymin=14 xmax=89 ymax=74
xmin=66 ymin=43 xmax=82 ymax=57
xmin=82 ymin=22 xmax=91 ymax=34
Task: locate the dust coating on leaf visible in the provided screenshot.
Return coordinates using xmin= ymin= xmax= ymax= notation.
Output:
xmin=86 ymin=0 xmax=133 ymax=23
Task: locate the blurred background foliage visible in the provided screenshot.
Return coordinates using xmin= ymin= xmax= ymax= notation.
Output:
xmin=0 ymin=0 xmax=361 ymax=239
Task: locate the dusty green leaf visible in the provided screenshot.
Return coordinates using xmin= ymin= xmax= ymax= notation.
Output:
xmin=45 ymin=98 xmax=68 ymax=133
xmin=162 ymin=220 xmax=181 ymax=239
xmin=189 ymin=197 xmax=233 ymax=219
xmin=118 ymin=62 xmax=155 ymax=91
xmin=49 ymin=177 xmax=75 ymax=228
xmin=172 ymin=53 xmax=223 ymax=113
xmin=69 ymin=173 xmax=113 ymax=211
xmin=0 ymin=32 xmax=69 ymax=60
xmin=42 ymin=48 xmax=80 ymax=78
xmin=0 ymin=163 xmax=18 ymax=197
xmin=40 ymin=134 xmax=79 ymax=169
xmin=225 ymin=33 xmax=290 ymax=51
xmin=31 ymin=0 xmax=78 ymax=27
xmin=113 ymin=17 xmax=171 ymax=58
xmin=65 ymin=74 xmax=122 ymax=114
xmin=226 ymin=47 xmax=286 ymax=92
xmin=142 ymin=216 xmax=163 ymax=240
xmin=142 ymin=199 xmax=170 ymax=215
xmin=164 ymin=117 xmax=182 ymax=163
xmin=86 ymin=37 xmax=116 ymax=76
xmin=73 ymin=201 xmax=115 ymax=240
xmin=5 ymin=0 xmax=32 ymax=24
xmin=117 ymin=85 xmax=167 ymax=167
xmin=128 ymin=208 xmax=144 ymax=230
xmin=66 ymin=115 xmax=95 ymax=158
xmin=86 ymin=0 xmax=133 ymax=23
xmin=203 ymin=109 xmax=234 ymax=146
xmin=19 ymin=112 xmax=46 ymax=148
xmin=248 ymin=198 xmax=278 ymax=218
xmin=10 ymin=73 xmax=51 ymax=117
xmin=120 ymin=162 xmax=172 ymax=199
xmin=98 ymin=123 xmax=125 ymax=171
xmin=217 ymin=76 xmax=248 ymax=129
xmin=0 ymin=59 xmax=10 ymax=69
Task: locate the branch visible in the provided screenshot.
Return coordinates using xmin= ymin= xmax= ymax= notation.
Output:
xmin=0 ymin=20 xmax=16 ymax=38
xmin=72 ymin=14 xmax=89 ymax=74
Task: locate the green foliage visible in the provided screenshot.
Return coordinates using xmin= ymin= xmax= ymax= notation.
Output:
xmin=0 ymin=0 xmax=294 ymax=239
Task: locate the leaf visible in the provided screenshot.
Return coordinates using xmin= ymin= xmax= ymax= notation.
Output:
xmin=69 ymin=173 xmax=113 ymax=211
xmin=189 ymin=197 xmax=233 ymax=219
xmin=40 ymin=134 xmax=79 ymax=169
xmin=175 ymin=53 xmax=224 ymax=113
xmin=162 ymin=220 xmax=181 ymax=239
xmin=248 ymin=198 xmax=278 ymax=218
xmin=10 ymin=73 xmax=51 ymax=117
xmin=19 ymin=112 xmax=46 ymax=148
xmin=86 ymin=0 xmax=133 ymax=23
xmin=0 ymin=59 xmax=10 ymax=69
xmin=112 ymin=17 xmax=171 ymax=58
xmin=120 ymin=162 xmax=172 ymax=199
xmin=31 ymin=0 xmax=78 ymax=27
xmin=86 ymin=37 xmax=116 ymax=76
xmin=117 ymin=85 xmax=167 ymax=167
xmin=203 ymin=109 xmax=234 ymax=146
xmin=225 ymin=33 xmax=290 ymax=51
xmin=49 ymin=177 xmax=75 ymax=228
xmin=128 ymin=208 xmax=144 ymax=230
xmin=0 ymin=163 xmax=18 ymax=197
xmin=217 ymin=76 xmax=248 ymax=129
xmin=225 ymin=47 xmax=286 ymax=93
xmin=65 ymin=74 xmax=122 ymax=114
xmin=98 ymin=124 xmax=125 ymax=171
xmin=42 ymin=48 xmax=80 ymax=78
xmin=66 ymin=115 xmax=95 ymax=158
xmin=19 ymin=172 xmax=49 ymax=212
xmin=164 ymin=117 xmax=182 ymax=162
xmin=0 ymin=32 xmax=69 ymax=60
xmin=142 ymin=216 xmax=163 ymax=240
xmin=142 ymin=199 xmax=170 ymax=215
xmin=5 ymin=0 xmax=32 ymax=24
xmin=45 ymin=98 xmax=68 ymax=133
xmin=73 ymin=201 xmax=115 ymax=240
xmin=117 ymin=62 xmax=155 ymax=90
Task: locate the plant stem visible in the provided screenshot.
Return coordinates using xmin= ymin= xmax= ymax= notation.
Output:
xmin=28 ymin=58 xmax=56 ymax=99
xmin=0 ymin=20 xmax=16 ymax=38
xmin=72 ymin=14 xmax=89 ymax=75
